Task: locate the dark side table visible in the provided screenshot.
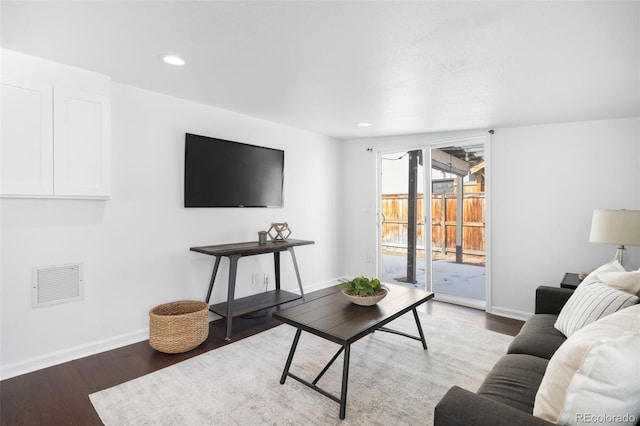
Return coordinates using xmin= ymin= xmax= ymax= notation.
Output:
xmin=560 ymin=272 xmax=582 ymax=289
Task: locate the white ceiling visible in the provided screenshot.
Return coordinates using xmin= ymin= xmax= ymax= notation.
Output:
xmin=1 ymin=1 xmax=638 ymax=139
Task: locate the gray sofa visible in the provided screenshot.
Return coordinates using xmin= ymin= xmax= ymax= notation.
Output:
xmin=434 ymin=286 xmax=575 ymax=426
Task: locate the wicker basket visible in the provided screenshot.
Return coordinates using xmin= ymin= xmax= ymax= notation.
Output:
xmin=149 ymin=300 xmax=209 ymax=354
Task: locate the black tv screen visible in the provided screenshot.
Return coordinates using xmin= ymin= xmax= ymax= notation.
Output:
xmin=184 ymin=133 xmax=284 ymax=207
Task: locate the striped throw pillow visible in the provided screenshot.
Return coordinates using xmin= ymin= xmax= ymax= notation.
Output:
xmin=554 ymin=281 xmax=639 ymax=337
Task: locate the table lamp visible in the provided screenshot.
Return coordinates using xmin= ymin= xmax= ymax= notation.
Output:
xmin=589 ymin=209 xmax=640 ymax=270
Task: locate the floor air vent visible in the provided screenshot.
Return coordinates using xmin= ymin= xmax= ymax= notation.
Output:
xmin=32 ymin=263 xmax=84 ymax=308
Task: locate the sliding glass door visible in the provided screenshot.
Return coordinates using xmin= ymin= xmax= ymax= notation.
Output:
xmin=378 ymin=138 xmax=487 ymax=309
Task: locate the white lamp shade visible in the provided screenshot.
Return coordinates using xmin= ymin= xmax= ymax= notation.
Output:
xmin=589 ymin=209 xmax=640 ymax=246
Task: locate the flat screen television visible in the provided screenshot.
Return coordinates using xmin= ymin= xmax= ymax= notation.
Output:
xmin=184 ymin=133 xmax=284 ymax=208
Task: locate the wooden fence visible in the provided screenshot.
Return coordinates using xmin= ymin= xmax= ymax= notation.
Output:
xmin=381 ymin=192 xmax=486 ymax=260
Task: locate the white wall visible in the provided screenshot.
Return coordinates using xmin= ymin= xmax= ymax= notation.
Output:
xmin=490 ymin=118 xmax=639 ymax=317
xmin=342 ymin=118 xmax=640 ymax=319
xmin=1 ymin=78 xmax=344 ymax=379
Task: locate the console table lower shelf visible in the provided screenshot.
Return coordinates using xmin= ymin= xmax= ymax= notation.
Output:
xmin=208 ymin=289 xmax=302 ymax=318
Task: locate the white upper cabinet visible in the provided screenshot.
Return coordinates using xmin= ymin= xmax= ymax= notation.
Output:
xmin=53 ymin=87 xmax=111 ymax=197
xmin=0 ymin=49 xmax=111 ymax=199
xmin=1 ymin=76 xmax=54 ymax=196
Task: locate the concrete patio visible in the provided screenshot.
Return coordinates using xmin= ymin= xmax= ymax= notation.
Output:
xmin=382 ymin=254 xmax=485 ymax=300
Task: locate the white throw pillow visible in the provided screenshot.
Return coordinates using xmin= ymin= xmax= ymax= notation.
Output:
xmin=580 ymin=260 xmax=625 ymax=286
xmin=599 ymin=271 xmax=640 ymax=296
xmin=554 ymin=281 xmax=638 ymax=337
xmin=534 ymin=304 xmax=640 ymax=426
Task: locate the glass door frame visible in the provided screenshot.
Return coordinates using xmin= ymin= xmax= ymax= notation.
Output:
xmin=376 ymin=134 xmax=491 ymax=311
xmin=376 ymin=147 xmax=428 ymax=289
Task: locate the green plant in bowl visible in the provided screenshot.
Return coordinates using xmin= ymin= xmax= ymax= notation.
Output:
xmin=340 ymin=276 xmax=388 ymax=306
xmin=340 ymin=276 xmax=386 ymax=297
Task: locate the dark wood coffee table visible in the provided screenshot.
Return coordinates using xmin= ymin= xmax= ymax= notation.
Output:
xmin=273 ymin=284 xmax=434 ymax=419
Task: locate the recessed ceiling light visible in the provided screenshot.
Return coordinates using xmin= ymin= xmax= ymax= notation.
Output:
xmin=357 ymin=122 xmax=372 ymax=127
xmin=161 ymin=54 xmax=186 ymax=66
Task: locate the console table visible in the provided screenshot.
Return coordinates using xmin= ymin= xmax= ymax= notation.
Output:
xmin=190 ymin=239 xmax=314 ymax=340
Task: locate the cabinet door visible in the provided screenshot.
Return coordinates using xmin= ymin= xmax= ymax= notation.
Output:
xmin=1 ymin=76 xmax=54 ymax=196
xmin=53 ymin=87 xmax=111 ymax=198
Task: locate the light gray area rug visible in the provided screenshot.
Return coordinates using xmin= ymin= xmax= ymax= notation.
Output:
xmin=90 ymin=312 xmax=512 ymax=425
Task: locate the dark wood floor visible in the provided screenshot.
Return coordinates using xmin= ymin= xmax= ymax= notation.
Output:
xmin=0 ymin=287 xmax=523 ymax=425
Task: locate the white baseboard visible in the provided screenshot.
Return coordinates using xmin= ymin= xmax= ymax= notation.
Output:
xmin=1 ymin=278 xmax=345 ymax=381
xmin=298 ymin=277 xmax=343 ymax=294
xmin=433 ymin=293 xmax=486 ymax=310
xmin=0 ymin=328 xmax=149 ymax=381
xmin=488 ymin=306 xmax=532 ymax=322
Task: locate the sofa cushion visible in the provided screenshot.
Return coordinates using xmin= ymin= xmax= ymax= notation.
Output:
xmin=554 ymin=281 xmax=638 ymax=337
xmin=477 ymin=354 xmax=549 ymax=414
xmin=434 ymin=386 xmax=555 ymax=426
xmin=534 ymin=304 xmax=640 ymax=425
xmin=507 ymin=314 xmax=566 ymax=360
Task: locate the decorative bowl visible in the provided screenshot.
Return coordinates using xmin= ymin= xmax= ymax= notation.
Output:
xmin=342 ymin=288 xmax=388 ymax=306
